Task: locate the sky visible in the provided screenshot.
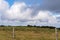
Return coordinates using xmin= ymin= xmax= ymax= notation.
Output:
xmin=0 ymin=0 xmax=60 ymax=28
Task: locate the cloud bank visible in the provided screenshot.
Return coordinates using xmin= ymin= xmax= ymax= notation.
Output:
xmin=0 ymin=0 xmax=60 ymax=27
xmin=40 ymin=0 xmax=60 ymax=12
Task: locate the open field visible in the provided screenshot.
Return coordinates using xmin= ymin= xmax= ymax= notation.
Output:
xmin=0 ymin=26 xmax=60 ymax=40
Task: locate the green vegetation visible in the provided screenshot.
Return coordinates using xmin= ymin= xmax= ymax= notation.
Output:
xmin=0 ymin=26 xmax=60 ymax=40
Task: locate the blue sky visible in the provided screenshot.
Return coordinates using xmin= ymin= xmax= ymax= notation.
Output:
xmin=5 ymin=0 xmax=14 ymax=6
xmin=5 ymin=0 xmax=42 ymax=6
xmin=0 ymin=0 xmax=60 ymax=28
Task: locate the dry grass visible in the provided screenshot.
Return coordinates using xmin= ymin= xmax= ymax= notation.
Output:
xmin=0 ymin=27 xmax=60 ymax=40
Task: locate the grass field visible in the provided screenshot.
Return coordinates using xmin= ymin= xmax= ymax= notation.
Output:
xmin=0 ymin=26 xmax=60 ymax=40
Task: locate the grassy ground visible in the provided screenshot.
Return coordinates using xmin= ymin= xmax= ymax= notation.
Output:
xmin=0 ymin=26 xmax=60 ymax=40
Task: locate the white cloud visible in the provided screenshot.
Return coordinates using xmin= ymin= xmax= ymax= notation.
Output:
xmin=34 ymin=11 xmax=49 ymax=20
xmin=0 ymin=0 xmax=9 ymax=25
xmin=0 ymin=0 xmax=59 ymax=27
xmin=0 ymin=0 xmax=9 ymax=11
xmin=33 ymin=11 xmax=57 ymax=24
xmin=4 ymin=2 xmax=33 ymax=20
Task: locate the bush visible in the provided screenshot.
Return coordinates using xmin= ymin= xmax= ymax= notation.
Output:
xmin=0 ymin=25 xmax=5 ymax=27
xmin=27 ymin=25 xmax=33 ymax=27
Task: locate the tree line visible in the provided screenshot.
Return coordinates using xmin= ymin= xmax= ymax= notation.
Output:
xmin=0 ymin=25 xmax=60 ymax=30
